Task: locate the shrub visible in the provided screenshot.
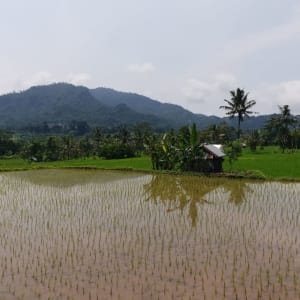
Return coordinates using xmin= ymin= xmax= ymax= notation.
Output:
xmin=98 ymin=143 xmax=136 ymax=159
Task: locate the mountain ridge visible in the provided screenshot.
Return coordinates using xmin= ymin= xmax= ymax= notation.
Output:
xmin=0 ymin=83 xmax=273 ymax=130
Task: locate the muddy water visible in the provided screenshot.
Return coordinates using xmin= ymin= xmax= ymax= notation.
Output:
xmin=0 ymin=170 xmax=299 ymax=299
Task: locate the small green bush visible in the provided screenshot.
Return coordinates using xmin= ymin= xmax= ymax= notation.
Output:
xmin=98 ymin=143 xmax=136 ymax=159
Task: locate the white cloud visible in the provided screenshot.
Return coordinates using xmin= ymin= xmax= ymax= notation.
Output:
xmin=255 ymin=80 xmax=300 ymax=115
xmin=127 ymin=62 xmax=155 ymax=73
xmin=0 ymin=71 xmax=55 ymax=95
xmin=222 ymin=16 xmax=300 ymax=61
xmin=67 ymin=73 xmax=92 ymax=85
xmin=182 ymin=73 xmax=238 ymax=114
xmin=181 ymin=75 xmax=300 ymax=116
xmin=21 ymin=71 xmax=54 ymax=89
xmin=0 ymin=72 xmax=93 ymax=95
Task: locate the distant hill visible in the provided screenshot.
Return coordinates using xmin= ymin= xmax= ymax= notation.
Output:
xmin=0 ymin=84 xmax=106 ymax=127
xmin=90 ymin=87 xmax=204 ymax=128
xmin=0 ymin=83 xmax=273 ymax=131
xmin=90 ymin=87 xmax=272 ymax=129
xmin=0 ymin=83 xmax=171 ymax=129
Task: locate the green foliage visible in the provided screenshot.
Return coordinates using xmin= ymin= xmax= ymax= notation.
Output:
xmin=61 ymin=136 xmax=76 ymax=160
xmin=98 ymin=143 xmax=136 ymax=159
xmin=225 ymin=141 xmax=242 ymax=168
xmin=132 ymin=122 xmax=152 ymax=152
xmin=199 ymin=123 xmax=236 ymax=144
xmin=246 ymin=170 xmax=266 ymax=179
xmin=189 ymin=123 xmax=198 ymax=146
xmin=18 ymin=123 xmax=153 ymax=162
xmin=79 ymin=137 xmax=93 ymax=157
xmin=247 ymin=130 xmax=260 ymax=152
xmin=290 ymin=128 xmax=300 ymax=149
xmin=0 ymin=131 xmax=21 ymax=155
xmin=45 ymin=136 xmax=61 ymax=161
xmin=147 ymin=124 xmax=222 ymax=173
xmin=265 ymin=105 xmax=298 ymax=152
xmin=22 ymin=140 xmax=45 ymax=162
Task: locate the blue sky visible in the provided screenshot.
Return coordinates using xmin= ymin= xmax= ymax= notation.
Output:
xmin=1 ymin=0 xmax=300 ymax=116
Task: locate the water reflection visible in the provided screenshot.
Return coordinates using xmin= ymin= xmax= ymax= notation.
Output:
xmin=144 ymin=174 xmax=253 ymax=226
xmin=222 ymin=180 xmax=253 ymax=205
xmin=9 ymin=169 xmax=144 ymax=187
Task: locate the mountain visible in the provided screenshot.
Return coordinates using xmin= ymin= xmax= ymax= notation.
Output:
xmin=0 ymin=83 xmax=272 ymax=131
xmin=90 ymin=87 xmax=203 ymax=128
xmin=0 ymin=84 xmax=107 ymax=127
xmin=0 ymin=83 xmax=171 ymax=129
xmin=90 ymin=87 xmax=272 ymax=129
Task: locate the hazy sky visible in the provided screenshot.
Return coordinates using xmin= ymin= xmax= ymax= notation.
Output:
xmin=1 ymin=0 xmax=300 ymax=116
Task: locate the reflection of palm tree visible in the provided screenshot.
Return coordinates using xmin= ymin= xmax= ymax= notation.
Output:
xmin=221 ymin=180 xmax=252 ymax=205
xmin=144 ymin=175 xmax=254 ymax=225
xmin=144 ymin=175 xmax=223 ymax=226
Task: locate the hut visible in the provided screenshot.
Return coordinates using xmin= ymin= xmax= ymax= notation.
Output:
xmin=202 ymin=144 xmax=226 ymax=172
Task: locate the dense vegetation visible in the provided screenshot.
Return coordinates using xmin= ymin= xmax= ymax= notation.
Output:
xmin=0 ymin=123 xmax=152 ymax=162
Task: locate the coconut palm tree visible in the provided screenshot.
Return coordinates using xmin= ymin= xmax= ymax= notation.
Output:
xmin=220 ymin=88 xmax=256 ymax=139
xmin=266 ymin=105 xmax=297 ymax=152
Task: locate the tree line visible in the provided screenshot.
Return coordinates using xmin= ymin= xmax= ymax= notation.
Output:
xmin=8 ymin=123 xmax=153 ymax=162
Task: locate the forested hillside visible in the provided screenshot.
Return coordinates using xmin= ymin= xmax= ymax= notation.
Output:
xmin=0 ymin=83 xmax=273 ymax=130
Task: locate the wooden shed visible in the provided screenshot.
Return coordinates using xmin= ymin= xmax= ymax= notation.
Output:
xmin=202 ymin=144 xmax=226 ymax=172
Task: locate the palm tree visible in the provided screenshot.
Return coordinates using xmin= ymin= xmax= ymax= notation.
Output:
xmin=278 ymin=105 xmax=296 ymax=128
xmin=267 ymin=105 xmax=297 ymax=152
xmin=220 ymin=88 xmax=256 ymax=139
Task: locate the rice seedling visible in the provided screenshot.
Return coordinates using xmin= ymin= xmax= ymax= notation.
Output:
xmin=0 ymin=170 xmax=298 ymax=299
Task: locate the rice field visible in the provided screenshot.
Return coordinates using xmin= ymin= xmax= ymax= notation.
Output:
xmin=0 ymin=170 xmax=299 ymax=300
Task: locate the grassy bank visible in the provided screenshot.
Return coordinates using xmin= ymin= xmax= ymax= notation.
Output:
xmin=0 ymin=146 xmax=299 ymax=180
xmin=0 ymin=156 xmax=152 ymax=172
xmin=223 ymin=146 xmax=300 ymax=180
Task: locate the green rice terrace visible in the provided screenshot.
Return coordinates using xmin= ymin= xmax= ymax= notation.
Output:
xmin=222 ymin=146 xmax=300 ymax=180
xmin=0 ymin=169 xmax=299 ymax=299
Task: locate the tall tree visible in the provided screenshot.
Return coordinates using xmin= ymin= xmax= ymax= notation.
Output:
xmin=117 ymin=126 xmax=131 ymax=144
xmin=220 ymin=88 xmax=256 ymax=139
xmin=266 ymin=105 xmax=297 ymax=152
xmin=45 ymin=136 xmax=61 ymax=161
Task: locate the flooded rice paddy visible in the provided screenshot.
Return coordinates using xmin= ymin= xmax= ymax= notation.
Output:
xmin=0 ymin=169 xmax=299 ymax=300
